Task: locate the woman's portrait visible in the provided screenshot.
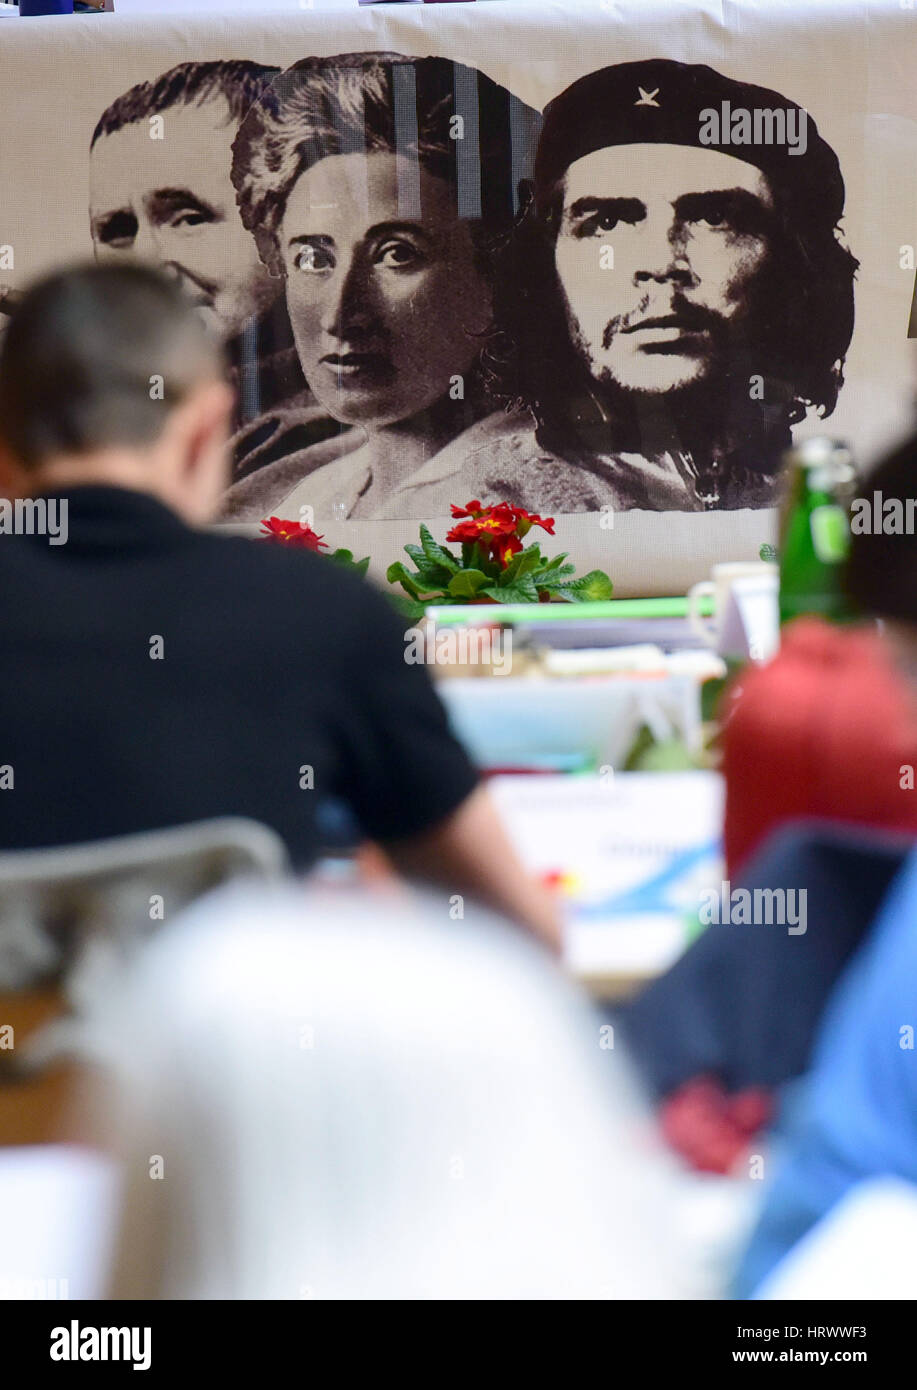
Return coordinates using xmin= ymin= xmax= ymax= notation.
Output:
xmin=219 ymin=53 xmax=540 ymax=522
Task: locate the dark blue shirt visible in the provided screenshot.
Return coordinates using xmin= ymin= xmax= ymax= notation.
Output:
xmin=0 ymin=486 xmax=477 ymax=864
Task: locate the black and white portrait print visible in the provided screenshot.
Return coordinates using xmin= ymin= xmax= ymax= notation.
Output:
xmin=83 ymin=53 xmax=857 ymax=524
xmin=476 ymin=58 xmax=859 ymax=517
xmin=218 ymin=52 xmax=541 ymax=523
xmin=88 ymin=60 xmax=342 ymax=483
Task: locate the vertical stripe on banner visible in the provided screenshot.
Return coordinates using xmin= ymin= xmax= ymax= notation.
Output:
xmin=239 ymin=316 xmax=260 ymax=424
xmin=511 ymin=100 xmax=542 ymax=214
xmin=392 ymin=63 xmax=421 ymax=219
xmin=332 ymin=66 xmax=368 ymax=216
xmin=453 ymin=63 xmax=481 ymax=220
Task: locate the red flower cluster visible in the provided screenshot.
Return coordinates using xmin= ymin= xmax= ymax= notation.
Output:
xmin=446 ymin=500 xmax=555 ymax=569
xmin=260 ymin=517 xmax=328 ymax=551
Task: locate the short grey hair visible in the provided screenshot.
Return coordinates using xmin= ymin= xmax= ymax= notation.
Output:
xmin=0 ymin=263 xmax=223 ymax=467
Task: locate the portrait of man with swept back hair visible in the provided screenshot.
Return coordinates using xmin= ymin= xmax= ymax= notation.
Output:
xmin=89 ymin=60 xmax=342 ymax=483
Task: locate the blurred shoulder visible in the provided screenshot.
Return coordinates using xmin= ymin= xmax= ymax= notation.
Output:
xmin=196 ymin=524 xmax=385 ymax=626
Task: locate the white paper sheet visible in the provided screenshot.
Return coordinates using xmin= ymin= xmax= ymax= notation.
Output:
xmin=490 ymin=771 xmax=723 ymax=983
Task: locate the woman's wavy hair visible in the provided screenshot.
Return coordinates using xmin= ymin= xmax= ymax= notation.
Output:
xmin=231 ymin=52 xmax=540 ymax=283
xmin=488 ymin=156 xmax=859 ymax=434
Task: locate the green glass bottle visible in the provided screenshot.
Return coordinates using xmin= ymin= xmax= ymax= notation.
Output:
xmin=778 ymin=437 xmax=858 ymax=625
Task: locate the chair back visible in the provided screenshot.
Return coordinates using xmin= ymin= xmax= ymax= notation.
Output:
xmin=0 ymin=818 xmax=289 ymax=1085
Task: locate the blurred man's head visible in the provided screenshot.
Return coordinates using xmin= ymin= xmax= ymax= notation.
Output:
xmin=0 ymin=263 xmax=233 ymax=524
xmin=90 ymin=61 xmax=279 ymax=338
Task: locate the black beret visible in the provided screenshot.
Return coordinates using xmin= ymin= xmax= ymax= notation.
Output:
xmin=534 ymin=58 xmax=845 ymax=225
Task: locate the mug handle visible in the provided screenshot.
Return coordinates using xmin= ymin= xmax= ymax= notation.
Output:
xmin=687 ymin=580 xmax=718 ymax=648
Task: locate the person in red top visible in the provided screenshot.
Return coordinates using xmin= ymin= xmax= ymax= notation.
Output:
xmin=621 ymin=430 xmax=917 ymax=1160
xmin=721 ymin=615 xmax=917 ymax=876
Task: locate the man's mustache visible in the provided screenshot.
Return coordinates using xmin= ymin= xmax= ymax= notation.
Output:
xmin=603 ymin=297 xmax=723 ymax=350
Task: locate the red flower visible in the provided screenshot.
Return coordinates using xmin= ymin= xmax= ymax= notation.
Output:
xmin=260 ymin=517 xmax=328 ymax=551
xmin=490 ymin=533 xmax=523 ymax=568
xmin=446 ymin=518 xmax=484 ymax=545
xmin=512 ymin=506 xmax=555 ymax=538
xmin=446 ymin=505 xmax=518 ymax=544
xmin=446 ymin=499 xmax=554 ymax=570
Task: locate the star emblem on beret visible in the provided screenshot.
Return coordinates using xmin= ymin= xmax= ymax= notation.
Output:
xmin=635 ymin=86 xmax=661 ymax=107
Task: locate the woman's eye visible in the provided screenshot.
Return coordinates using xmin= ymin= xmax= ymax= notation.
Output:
xmin=698 ymin=209 xmax=729 ymax=229
xmin=377 ymin=240 xmax=422 ymax=269
xmin=294 ymin=244 xmax=334 ymax=273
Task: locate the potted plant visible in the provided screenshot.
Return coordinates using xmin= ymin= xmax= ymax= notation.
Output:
xmin=386 ymin=501 xmax=613 ymax=621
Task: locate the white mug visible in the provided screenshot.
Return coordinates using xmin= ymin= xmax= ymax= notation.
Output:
xmin=687 ymin=561 xmax=778 ymax=658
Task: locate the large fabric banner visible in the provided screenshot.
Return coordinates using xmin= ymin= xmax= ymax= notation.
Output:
xmin=1 ymin=0 xmax=914 ymax=594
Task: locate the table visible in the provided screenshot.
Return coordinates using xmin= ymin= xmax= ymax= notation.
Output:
xmin=0 ymin=988 xmax=76 ymax=1148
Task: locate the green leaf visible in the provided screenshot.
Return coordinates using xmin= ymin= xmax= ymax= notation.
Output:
xmin=552 ymin=569 xmax=614 ymax=601
xmin=419 ymin=524 xmax=459 ymax=573
xmin=387 ymin=593 xmax=428 ymax=623
xmin=538 ymin=558 xmax=575 ymax=580
xmin=481 ymin=576 xmax=540 ymax=604
xmin=329 ymin=549 xmax=371 ymax=577
xmin=402 ymin=545 xmax=453 ymax=588
xmin=496 ymin=568 xmax=539 ymax=598
xmin=386 ymin=562 xmax=427 ymax=599
xmin=423 ymin=564 xmax=455 ymax=588
xmin=496 ymin=552 xmax=536 ymax=587
xmin=447 ymin=569 xmax=489 ymax=599
xmin=534 ymin=569 xmax=574 ymax=594
xmin=504 ymin=545 xmax=543 ymax=583
xmin=539 ymin=551 xmax=570 ymax=573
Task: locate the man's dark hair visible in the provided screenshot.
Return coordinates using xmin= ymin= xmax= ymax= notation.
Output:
xmin=846 ymin=430 xmax=917 ymax=622
xmin=488 ymin=59 xmax=859 ymax=452
xmin=90 ymin=59 xmax=280 ymax=149
xmin=0 ymin=263 xmax=223 ymax=468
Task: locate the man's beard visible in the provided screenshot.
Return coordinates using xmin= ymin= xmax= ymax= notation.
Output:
xmin=569 ymin=290 xmax=730 ymax=392
xmin=544 ymin=310 xmax=789 ymax=473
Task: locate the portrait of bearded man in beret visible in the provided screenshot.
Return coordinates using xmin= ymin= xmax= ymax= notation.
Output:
xmin=411 ymin=58 xmax=859 ymax=517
